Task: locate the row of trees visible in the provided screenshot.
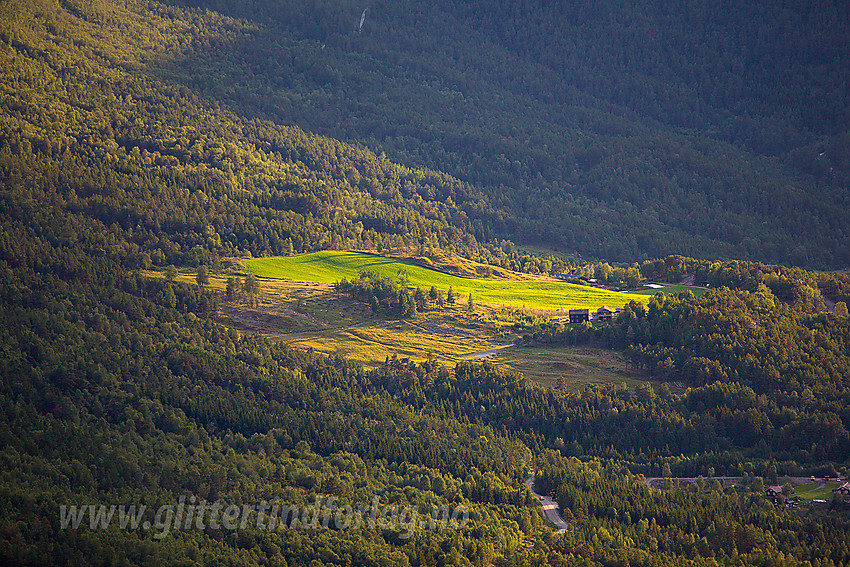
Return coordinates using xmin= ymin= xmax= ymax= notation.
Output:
xmin=224 ymin=272 xmax=260 ymax=305
xmin=334 ymin=270 xmax=466 ymax=316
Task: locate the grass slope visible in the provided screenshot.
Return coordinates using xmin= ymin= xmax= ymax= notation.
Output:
xmin=485 ymin=345 xmax=650 ymax=392
xmin=630 ymin=284 xmax=708 ymax=297
xmin=245 ymin=251 xmax=650 ymax=311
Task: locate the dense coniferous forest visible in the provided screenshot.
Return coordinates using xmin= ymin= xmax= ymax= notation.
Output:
xmin=172 ymin=0 xmax=850 ymax=266
xmin=3 ymin=0 xmax=850 ymax=565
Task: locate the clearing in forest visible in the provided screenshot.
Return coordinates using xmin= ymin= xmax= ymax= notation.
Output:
xmin=245 ymin=251 xmax=650 ymax=311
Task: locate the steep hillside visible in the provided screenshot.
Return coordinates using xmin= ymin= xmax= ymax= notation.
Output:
xmin=0 ymin=0 xmax=497 ymax=273
xmin=4 ymin=0 xmax=849 ymax=268
xmin=165 ymin=0 xmax=850 ymax=266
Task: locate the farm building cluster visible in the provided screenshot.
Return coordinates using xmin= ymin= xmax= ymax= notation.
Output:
xmin=558 ymin=306 xmax=622 ymax=324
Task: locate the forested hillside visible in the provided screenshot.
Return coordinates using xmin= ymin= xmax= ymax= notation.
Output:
xmin=3 ymin=0 xmax=849 ymax=267
xmin=0 ymin=0 xmax=503 ymax=271
xmin=5 ymin=247 xmax=850 ymax=564
xmin=4 ymin=1 xmax=850 ymax=565
xmin=171 ymin=0 xmax=849 ymax=266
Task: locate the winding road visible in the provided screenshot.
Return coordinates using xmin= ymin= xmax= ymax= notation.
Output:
xmin=526 ymin=473 xmax=569 ymax=533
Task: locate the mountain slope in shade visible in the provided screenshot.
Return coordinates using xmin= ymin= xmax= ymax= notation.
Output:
xmin=165 ymin=0 xmax=850 ymax=267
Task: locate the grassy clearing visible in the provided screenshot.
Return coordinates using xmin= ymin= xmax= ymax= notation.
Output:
xmin=215 ymin=275 xmax=501 ymax=367
xmin=791 ymin=482 xmax=843 ymax=501
xmin=630 ymin=284 xmax=708 ymax=297
xmin=481 ymin=345 xmax=651 ymax=391
xmin=287 ymin=318 xmax=493 ymax=366
xmin=147 ymin=263 xmax=658 ymax=391
xmin=245 ymin=251 xmax=650 ymax=311
xmin=224 ymin=282 xmax=646 ymax=389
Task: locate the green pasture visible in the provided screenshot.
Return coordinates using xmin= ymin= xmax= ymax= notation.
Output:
xmin=629 ymin=284 xmax=708 ymax=297
xmin=791 ymin=482 xmax=843 ymax=501
xmin=245 ymin=252 xmax=650 ymax=311
xmin=630 ymin=284 xmax=708 ymax=297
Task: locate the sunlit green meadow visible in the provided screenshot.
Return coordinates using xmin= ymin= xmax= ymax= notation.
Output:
xmin=245 ymin=251 xmax=650 ymax=311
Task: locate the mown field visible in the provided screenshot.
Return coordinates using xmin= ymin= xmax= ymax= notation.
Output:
xmin=472 ymin=345 xmax=652 ymax=391
xmin=245 ymin=252 xmax=651 ymax=311
xmin=630 ymin=284 xmax=709 ymax=297
xmin=790 ymin=481 xmax=844 ymax=502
